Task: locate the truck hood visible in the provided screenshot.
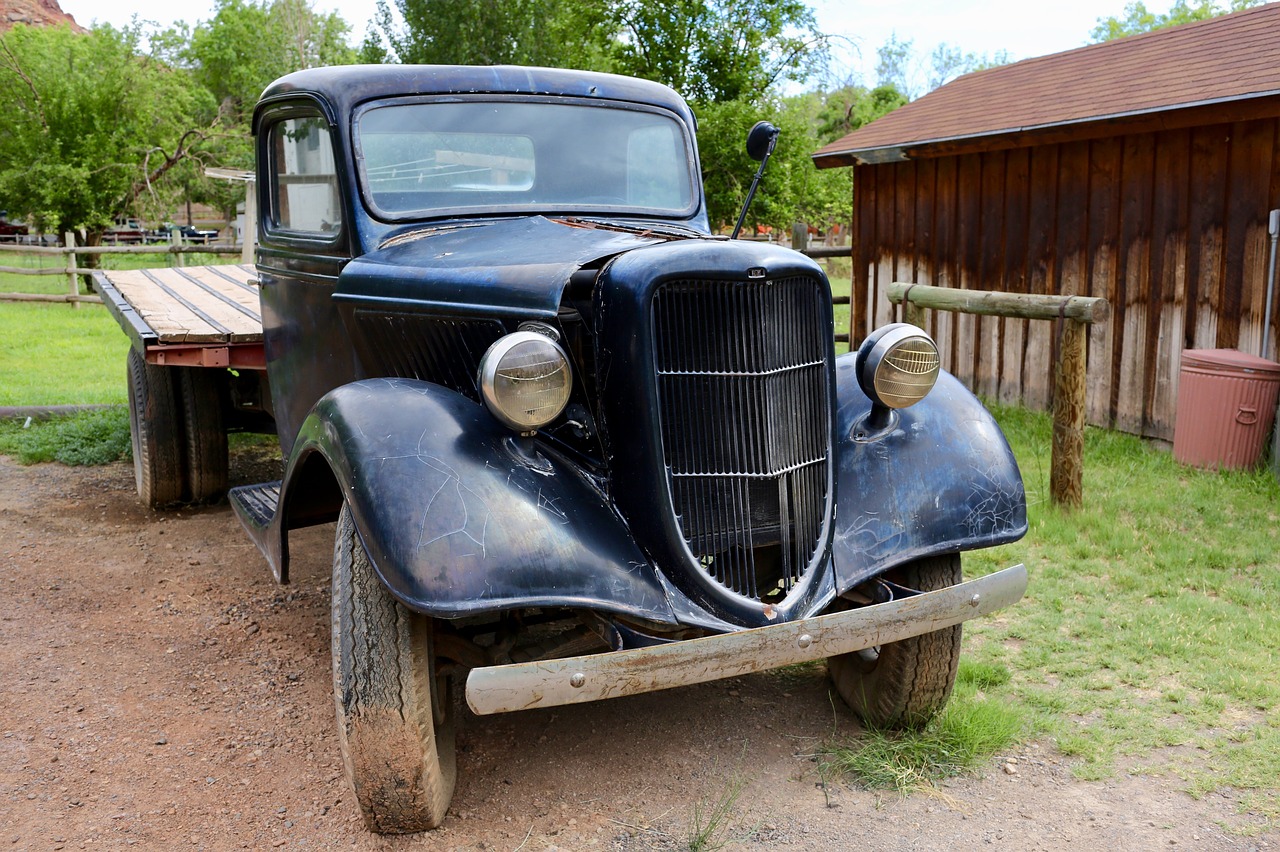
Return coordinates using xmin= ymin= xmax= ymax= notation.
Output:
xmin=335 ymin=216 xmax=670 ymax=318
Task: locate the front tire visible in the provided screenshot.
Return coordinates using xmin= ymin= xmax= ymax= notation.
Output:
xmin=331 ymin=505 xmax=456 ymax=833
xmin=828 ymin=553 xmax=963 ymax=730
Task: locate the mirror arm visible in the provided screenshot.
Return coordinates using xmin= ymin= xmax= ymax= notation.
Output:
xmin=730 ymin=132 xmax=777 ymax=240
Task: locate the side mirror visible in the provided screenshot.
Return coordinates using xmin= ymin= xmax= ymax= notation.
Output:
xmin=745 ymin=121 xmax=780 ymax=161
xmin=731 ymin=122 xmax=781 ymax=239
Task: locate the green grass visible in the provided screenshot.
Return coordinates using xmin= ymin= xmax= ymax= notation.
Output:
xmin=0 ymin=300 xmax=131 ymax=405
xmin=957 ymin=404 xmax=1280 ymax=819
xmin=822 ymin=660 xmax=1025 ymax=793
xmin=0 ymin=248 xmax=227 ymax=406
xmin=0 ymin=406 xmax=130 ymax=465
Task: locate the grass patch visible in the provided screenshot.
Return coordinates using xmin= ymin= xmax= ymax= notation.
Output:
xmin=961 ymin=404 xmax=1280 ymax=819
xmin=822 ymin=660 xmax=1025 ymax=793
xmin=0 ymin=407 xmax=130 ymax=465
xmin=0 ymin=249 xmax=230 ymax=406
xmin=0 ymin=301 xmax=130 ymax=405
xmin=823 ymin=404 xmax=1280 ymax=823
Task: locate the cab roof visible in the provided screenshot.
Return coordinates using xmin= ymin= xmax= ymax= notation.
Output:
xmin=253 ymin=64 xmax=696 ymax=133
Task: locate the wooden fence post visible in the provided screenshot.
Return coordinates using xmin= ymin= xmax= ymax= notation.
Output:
xmin=886 ymin=282 xmax=1109 ymax=509
xmin=64 ymin=231 xmax=78 ymax=310
xmin=1051 ymin=319 xmax=1088 ymax=508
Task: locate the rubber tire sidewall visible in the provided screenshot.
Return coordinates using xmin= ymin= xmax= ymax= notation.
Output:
xmin=828 ymin=553 xmax=964 ymax=730
xmin=126 ymin=348 xmax=185 ymax=509
xmin=331 ymin=504 xmax=456 ymax=834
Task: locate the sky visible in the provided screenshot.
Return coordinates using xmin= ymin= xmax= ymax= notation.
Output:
xmin=57 ymin=0 xmax=1159 ymax=89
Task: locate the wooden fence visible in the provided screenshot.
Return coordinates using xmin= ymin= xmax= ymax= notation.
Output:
xmin=0 ymin=233 xmax=243 ymax=308
xmin=888 ymin=282 xmax=1111 ymax=508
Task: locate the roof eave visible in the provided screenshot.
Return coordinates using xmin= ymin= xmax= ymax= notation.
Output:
xmin=812 ymin=88 xmax=1280 ymax=169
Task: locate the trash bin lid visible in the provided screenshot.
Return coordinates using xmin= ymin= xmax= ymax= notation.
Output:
xmin=1180 ymin=349 xmax=1280 ymax=379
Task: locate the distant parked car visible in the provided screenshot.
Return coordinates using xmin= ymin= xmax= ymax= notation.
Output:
xmin=0 ymin=213 xmax=28 ymax=241
xmin=104 ymin=217 xmax=146 ymax=245
xmin=154 ymin=222 xmax=219 ymax=244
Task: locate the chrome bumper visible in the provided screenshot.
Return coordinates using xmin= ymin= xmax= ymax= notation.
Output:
xmin=465 ymin=564 xmax=1027 ymax=715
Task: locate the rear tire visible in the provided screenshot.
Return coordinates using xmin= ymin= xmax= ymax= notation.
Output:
xmin=126 ymin=348 xmax=184 ymax=509
xmin=176 ymin=367 xmax=227 ymax=502
xmin=332 ymin=504 xmax=456 ymax=833
xmin=828 ymin=553 xmax=963 ymax=730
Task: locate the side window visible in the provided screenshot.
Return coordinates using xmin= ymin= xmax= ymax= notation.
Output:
xmin=269 ymin=116 xmax=341 ymax=235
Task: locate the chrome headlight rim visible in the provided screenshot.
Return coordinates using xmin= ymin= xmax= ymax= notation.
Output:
xmin=855 ymin=322 xmax=940 ymax=410
xmin=478 ymin=329 xmax=573 ymax=433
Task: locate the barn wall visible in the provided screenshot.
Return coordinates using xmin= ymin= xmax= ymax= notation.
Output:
xmin=850 ymin=115 xmax=1280 ymax=440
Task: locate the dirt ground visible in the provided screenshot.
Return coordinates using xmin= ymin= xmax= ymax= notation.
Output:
xmin=2 ymin=452 xmax=1277 ymax=851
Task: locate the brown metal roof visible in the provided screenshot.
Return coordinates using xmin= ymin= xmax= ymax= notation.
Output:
xmin=813 ymin=3 xmax=1280 ymax=168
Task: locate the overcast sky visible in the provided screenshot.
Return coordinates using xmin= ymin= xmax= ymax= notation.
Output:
xmin=58 ymin=0 xmax=1153 ymax=88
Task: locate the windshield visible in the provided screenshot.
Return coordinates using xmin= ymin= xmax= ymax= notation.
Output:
xmin=355 ymin=100 xmax=697 ymax=219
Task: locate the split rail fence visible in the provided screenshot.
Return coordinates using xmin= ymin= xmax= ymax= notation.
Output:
xmin=0 ymin=232 xmax=245 ymax=308
xmin=887 ymin=282 xmax=1111 ymax=509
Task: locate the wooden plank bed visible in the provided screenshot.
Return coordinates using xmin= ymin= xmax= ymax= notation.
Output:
xmin=93 ymin=265 xmax=266 ymax=369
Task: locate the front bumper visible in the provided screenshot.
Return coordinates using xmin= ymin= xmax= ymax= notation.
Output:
xmin=465 ymin=563 xmax=1027 ymax=715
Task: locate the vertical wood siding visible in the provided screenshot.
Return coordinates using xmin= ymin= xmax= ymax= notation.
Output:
xmin=849 ymin=116 xmax=1280 ymax=440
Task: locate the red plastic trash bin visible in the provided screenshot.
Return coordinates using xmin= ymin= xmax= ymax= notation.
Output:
xmin=1172 ymin=349 xmax=1280 ymax=470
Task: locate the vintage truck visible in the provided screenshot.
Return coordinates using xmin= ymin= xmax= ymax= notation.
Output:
xmin=95 ymin=64 xmax=1028 ymax=834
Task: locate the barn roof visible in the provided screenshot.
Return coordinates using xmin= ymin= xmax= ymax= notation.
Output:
xmin=813 ymin=3 xmax=1280 ymax=168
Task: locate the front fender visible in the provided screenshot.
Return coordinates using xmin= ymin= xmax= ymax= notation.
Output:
xmin=291 ymin=378 xmax=676 ymax=622
xmin=832 ymin=354 xmax=1027 ymax=590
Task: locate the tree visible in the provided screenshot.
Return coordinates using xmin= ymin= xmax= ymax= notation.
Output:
xmin=607 ymin=0 xmax=828 ymax=102
xmin=0 ymin=23 xmax=219 ymax=240
xmin=367 ymin=0 xmax=611 ymax=68
xmin=1091 ymin=0 xmax=1262 ymax=40
xmin=186 ymin=0 xmax=357 ymax=121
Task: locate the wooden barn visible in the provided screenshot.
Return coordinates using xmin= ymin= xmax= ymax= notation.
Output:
xmin=812 ymin=4 xmax=1280 ymax=440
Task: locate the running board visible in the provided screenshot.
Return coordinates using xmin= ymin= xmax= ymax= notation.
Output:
xmin=229 ymin=481 xmax=285 ymax=582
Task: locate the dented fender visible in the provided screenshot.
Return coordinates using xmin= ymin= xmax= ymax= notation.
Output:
xmin=290 ymin=378 xmax=676 ymax=621
xmin=831 ymin=354 xmax=1027 ymax=590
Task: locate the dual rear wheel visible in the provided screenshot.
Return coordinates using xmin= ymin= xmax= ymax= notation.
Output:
xmin=126 ymin=348 xmax=227 ymax=507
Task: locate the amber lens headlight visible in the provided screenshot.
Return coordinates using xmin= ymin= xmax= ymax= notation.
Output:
xmin=855 ymin=323 xmax=940 ymax=409
xmin=478 ymin=330 xmax=573 ymax=432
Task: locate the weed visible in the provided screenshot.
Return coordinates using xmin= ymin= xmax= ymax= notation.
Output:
xmin=686 ymin=775 xmax=746 ymax=852
xmin=822 ymin=667 xmax=1025 ymax=793
xmin=0 ymin=407 xmax=130 ymax=465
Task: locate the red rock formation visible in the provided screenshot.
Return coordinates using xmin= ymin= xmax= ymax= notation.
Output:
xmin=1 ymin=0 xmax=85 ymax=32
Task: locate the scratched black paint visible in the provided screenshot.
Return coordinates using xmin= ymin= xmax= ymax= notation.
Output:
xmin=235 ymin=65 xmax=1026 ymax=637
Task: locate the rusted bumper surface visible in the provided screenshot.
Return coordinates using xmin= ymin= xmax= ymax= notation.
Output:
xmin=465 ymin=563 xmax=1027 ymax=715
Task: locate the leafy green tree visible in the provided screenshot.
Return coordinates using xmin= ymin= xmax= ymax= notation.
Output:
xmin=186 ymin=0 xmax=357 ymax=121
xmin=1091 ymin=0 xmax=1262 ymax=40
xmin=608 ymin=0 xmax=827 ymax=102
xmin=0 ymin=23 xmax=219 ymax=241
xmin=815 ymin=82 xmax=908 ymax=143
xmin=696 ymin=92 xmax=859 ymax=233
xmin=368 ymin=0 xmax=611 ymax=68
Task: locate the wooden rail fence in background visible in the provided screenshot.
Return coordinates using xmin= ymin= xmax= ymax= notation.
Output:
xmin=0 ymin=232 xmax=243 ymax=308
xmin=887 ymin=282 xmax=1112 ymax=509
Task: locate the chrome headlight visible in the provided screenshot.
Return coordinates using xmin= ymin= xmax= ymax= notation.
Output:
xmin=855 ymin=323 xmax=940 ymax=409
xmin=478 ymin=329 xmax=573 ymax=432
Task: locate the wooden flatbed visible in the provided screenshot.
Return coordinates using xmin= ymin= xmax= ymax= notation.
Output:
xmin=93 ymin=264 xmax=265 ymax=369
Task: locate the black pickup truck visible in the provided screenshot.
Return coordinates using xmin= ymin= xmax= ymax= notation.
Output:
xmin=100 ymin=64 xmax=1028 ymax=834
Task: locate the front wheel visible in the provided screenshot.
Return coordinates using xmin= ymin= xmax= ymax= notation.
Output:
xmin=331 ymin=505 xmax=456 ymax=833
xmin=827 ymin=553 xmax=963 ymax=730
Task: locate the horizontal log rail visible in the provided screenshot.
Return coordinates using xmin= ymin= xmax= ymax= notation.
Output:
xmin=0 ymin=233 xmax=242 ymax=308
xmin=887 ymin=281 xmax=1111 ymax=510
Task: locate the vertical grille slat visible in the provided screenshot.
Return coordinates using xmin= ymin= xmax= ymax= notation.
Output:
xmin=653 ymin=276 xmax=831 ymax=604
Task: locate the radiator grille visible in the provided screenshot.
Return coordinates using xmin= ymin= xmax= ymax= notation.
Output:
xmin=653 ymin=276 xmax=830 ymax=602
xmin=352 ymin=310 xmax=504 ymax=399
